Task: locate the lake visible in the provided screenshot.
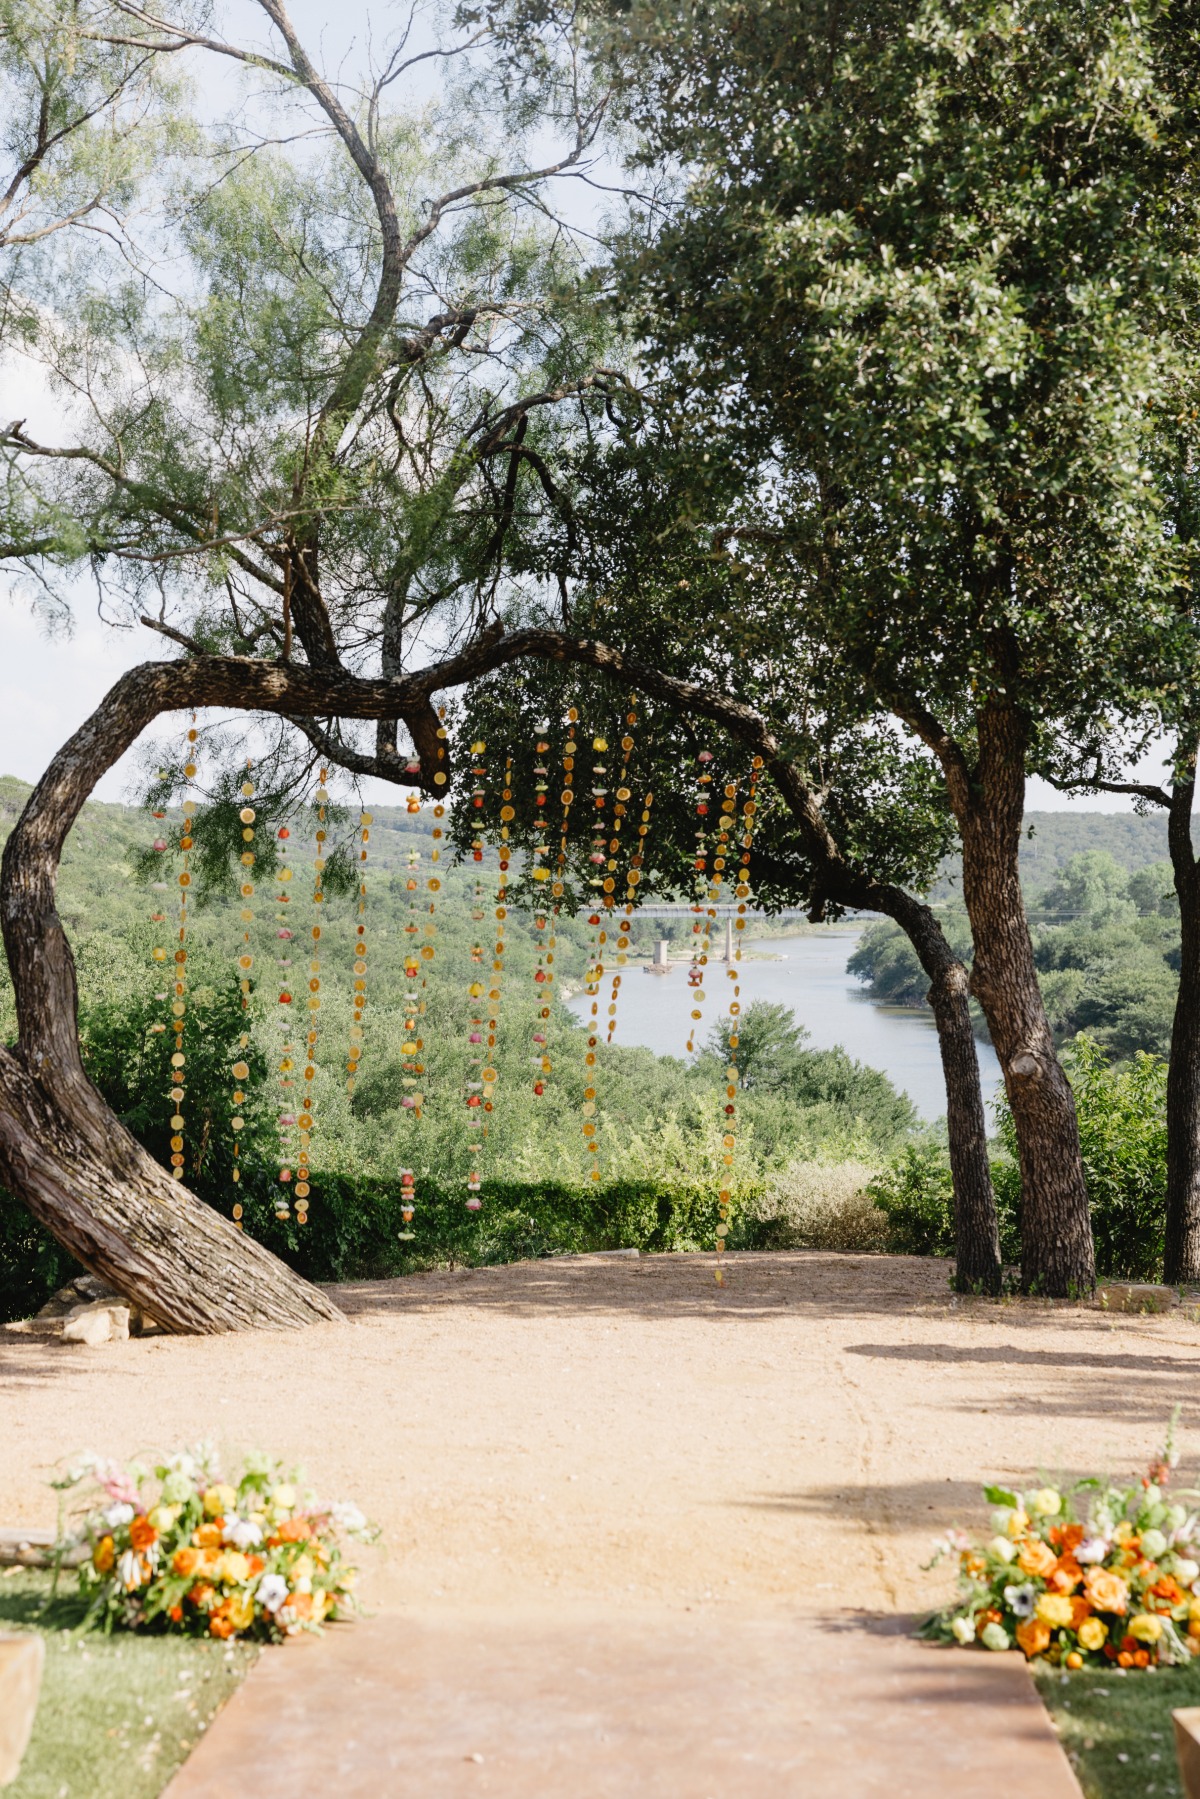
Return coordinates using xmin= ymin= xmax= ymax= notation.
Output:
xmin=567 ymin=930 xmax=1004 ymax=1124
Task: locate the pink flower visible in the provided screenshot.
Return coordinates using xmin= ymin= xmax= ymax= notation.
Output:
xmin=698 ymin=751 xmax=713 ymax=763
xmin=277 ymin=929 xmax=293 ymax=939
xmin=401 ymin=1096 xmax=415 ymax=1108
xmin=152 ymin=838 xmax=167 ymax=852
xmin=466 ymin=1198 xmax=482 ymax=1211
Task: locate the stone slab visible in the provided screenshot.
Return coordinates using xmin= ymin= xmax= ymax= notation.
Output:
xmin=0 ymin=1634 xmax=44 ymax=1788
xmin=165 ymin=1610 xmax=1081 ymax=1799
xmin=1094 ymin=1282 xmax=1177 ymax=1314
xmin=1175 ymin=1707 xmax=1200 ymax=1799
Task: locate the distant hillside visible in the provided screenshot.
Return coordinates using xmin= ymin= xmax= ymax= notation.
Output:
xmin=928 ymin=809 xmax=1185 ymax=900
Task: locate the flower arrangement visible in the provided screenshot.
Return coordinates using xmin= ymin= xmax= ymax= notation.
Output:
xmin=53 ymin=1444 xmax=377 ymax=1641
xmin=929 ymin=1419 xmax=1200 ymax=1669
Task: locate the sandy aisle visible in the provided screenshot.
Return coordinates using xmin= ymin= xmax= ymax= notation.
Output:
xmin=3 ymin=1251 xmax=1198 ymax=1622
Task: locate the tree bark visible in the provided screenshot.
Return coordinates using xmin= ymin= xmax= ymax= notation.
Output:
xmin=1164 ymin=755 xmax=1200 ymax=1283
xmin=879 ymin=891 xmax=1000 ymax=1292
xmin=954 ymin=703 xmax=1094 ymax=1296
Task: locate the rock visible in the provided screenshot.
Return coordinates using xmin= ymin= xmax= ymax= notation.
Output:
xmin=0 ymin=1529 xmax=86 ymax=1570
xmin=1094 ymin=1282 xmax=1176 ymax=1314
xmin=0 ymin=1633 xmax=44 ymax=1787
xmin=62 ymin=1307 xmax=114 ymax=1346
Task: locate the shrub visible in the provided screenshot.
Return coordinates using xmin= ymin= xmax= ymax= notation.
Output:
xmin=993 ymin=1033 xmax=1167 ymax=1281
xmin=737 ymin=1159 xmax=887 ymax=1252
xmin=867 ymin=1138 xmax=1021 ymax=1264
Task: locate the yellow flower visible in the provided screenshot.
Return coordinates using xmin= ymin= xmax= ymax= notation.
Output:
xmin=218 ymin=1551 xmax=251 ymax=1585
xmin=1035 ymin=1594 xmax=1075 ymax=1629
xmin=1006 ymin=1509 xmax=1030 ymax=1540
xmin=271 ymin=1484 xmax=297 ymax=1512
xmin=1078 ymin=1616 xmax=1109 ymax=1652
xmin=1031 ymin=1488 xmax=1062 ymax=1517
xmin=148 ymin=1504 xmax=181 ymax=1534
xmin=225 ymin=1589 xmax=255 ymax=1631
xmin=1114 ymin=1520 xmax=1136 ymax=1546
xmin=1128 ymin=1613 xmax=1164 ymax=1644
xmin=203 ymin=1483 xmax=237 ymax=1518
xmin=292 ymin=1553 xmax=314 ymax=1582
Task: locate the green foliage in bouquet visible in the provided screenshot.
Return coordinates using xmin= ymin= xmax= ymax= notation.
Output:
xmin=925 ymin=1420 xmax=1200 ymax=1670
xmin=54 ymin=1446 xmax=377 ymax=1641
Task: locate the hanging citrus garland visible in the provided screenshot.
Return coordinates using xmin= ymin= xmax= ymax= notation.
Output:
xmin=294 ymin=767 xmax=328 ymax=1227
xmin=685 ymin=751 xmax=719 ymax=1056
xmin=610 ymin=787 xmax=653 ymax=1044
xmin=166 ymin=717 xmax=199 ymax=1182
xmin=602 ymin=711 xmax=639 ymax=1045
xmin=528 ymin=733 xmax=553 ymax=1096
xmin=478 ymin=754 xmax=513 ymax=1185
xmin=147 ymin=785 xmax=171 ymax=1043
xmin=274 ymin=816 xmax=298 ymax=1220
xmin=229 ymin=758 xmax=256 ymax=1223
xmin=535 ymin=712 xmax=578 ymax=1097
xmin=345 ymin=810 xmax=372 ymax=1092
xmin=463 ymin=739 xmax=491 ymax=1209
xmin=714 ymin=756 xmax=764 ymax=1285
xmin=578 ymin=730 xmax=614 ymax=1182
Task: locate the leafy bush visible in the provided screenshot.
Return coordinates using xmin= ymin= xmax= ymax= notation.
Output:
xmin=737 ymin=1159 xmax=886 ymax=1252
xmin=867 ymin=1138 xmax=1020 ymax=1264
xmin=993 ymin=1034 xmax=1167 ymax=1281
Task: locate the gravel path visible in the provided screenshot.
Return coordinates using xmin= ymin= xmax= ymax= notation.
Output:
xmin=3 ymin=1250 xmax=1196 ymax=1622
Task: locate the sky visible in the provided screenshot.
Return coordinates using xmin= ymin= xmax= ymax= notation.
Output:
xmin=0 ymin=0 xmax=1174 ymax=814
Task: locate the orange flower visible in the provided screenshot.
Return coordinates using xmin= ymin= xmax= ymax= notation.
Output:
xmin=1017 ymin=1539 xmax=1058 ymax=1580
xmin=187 ymin=1582 xmax=215 ymax=1609
xmin=287 ymin=1591 xmax=314 ymax=1621
xmin=247 ymin=1554 xmax=265 ymax=1577
xmin=1061 ymin=1525 xmax=1085 ymax=1555
xmin=209 ymin=1610 xmax=236 ymax=1640
xmin=1150 ymin=1576 xmax=1185 ymax=1609
xmin=271 ymin=1517 xmax=312 ymax=1545
xmin=976 ymin=1608 xmax=1003 ymax=1639
xmin=172 ymin=1547 xmax=202 ymax=1579
xmin=1083 ymin=1568 xmax=1130 ymax=1615
xmin=1050 ymin=1559 xmax=1082 ymax=1593
xmin=1015 ymin=1618 xmax=1052 ymax=1659
xmin=92 ymin=1534 xmax=115 ymax=1574
xmin=1069 ymin=1597 xmax=1094 ymax=1629
xmin=168 ymin=1604 xmax=183 ymax=1623
xmin=129 ymin=1516 xmax=158 ymax=1554
xmin=194 ymin=1522 xmax=223 ymax=1549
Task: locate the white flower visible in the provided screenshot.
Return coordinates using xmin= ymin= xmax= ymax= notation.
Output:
xmin=988 ymin=1537 xmax=1017 ymax=1564
xmin=116 ymin=1550 xmax=144 ymax=1590
xmin=1076 ymin=1538 xmax=1110 ymax=1565
xmin=1004 ymin=1584 xmax=1036 ymax=1619
xmin=951 ymin=1617 xmax=976 ymax=1645
xmin=1141 ymin=1528 xmax=1169 ymax=1560
xmin=981 ymin=1622 xmax=1010 ymax=1652
xmin=330 ymin=1502 xmax=367 ymax=1535
xmin=256 ymin=1573 xmax=289 ymax=1613
xmin=104 ymin=1502 xmax=135 ymax=1529
xmin=222 ymin=1516 xmax=264 ymax=1551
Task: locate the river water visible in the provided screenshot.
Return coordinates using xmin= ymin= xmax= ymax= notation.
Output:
xmin=567 ymin=930 xmax=1004 ymax=1125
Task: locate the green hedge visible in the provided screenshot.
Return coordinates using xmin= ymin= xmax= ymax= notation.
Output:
xmin=0 ymin=1174 xmax=752 ymax=1324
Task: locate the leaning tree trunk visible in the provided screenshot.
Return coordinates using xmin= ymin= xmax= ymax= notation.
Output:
xmin=0 ymin=668 xmax=348 ymax=1331
xmin=883 ymin=891 xmax=1001 ymax=1293
xmin=0 ymin=634 xmax=557 ymax=1331
xmin=1165 ymin=763 xmax=1200 ymax=1284
xmin=956 ymin=703 xmax=1094 ymax=1297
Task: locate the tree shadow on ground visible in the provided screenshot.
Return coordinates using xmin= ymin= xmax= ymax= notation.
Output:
xmin=330 ymin=1250 xmax=1200 ymax=1335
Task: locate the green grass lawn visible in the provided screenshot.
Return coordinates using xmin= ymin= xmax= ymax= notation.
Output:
xmin=0 ymin=1569 xmax=257 ymax=1798
xmin=1035 ymin=1661 xmax=1197 ymax=1798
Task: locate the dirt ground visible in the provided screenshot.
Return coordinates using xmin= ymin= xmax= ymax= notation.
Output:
xmin=3 ymin=1251 xmax=1199 ymax=1622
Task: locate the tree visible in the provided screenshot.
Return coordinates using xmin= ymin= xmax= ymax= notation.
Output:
xmin=0 ymin=0 xmax=622 ymax=1330
xmin=453 ymin=461 xmax=1003 ymax=1289
xmin=566 ymin=0 xmax=1200 ymax=1294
